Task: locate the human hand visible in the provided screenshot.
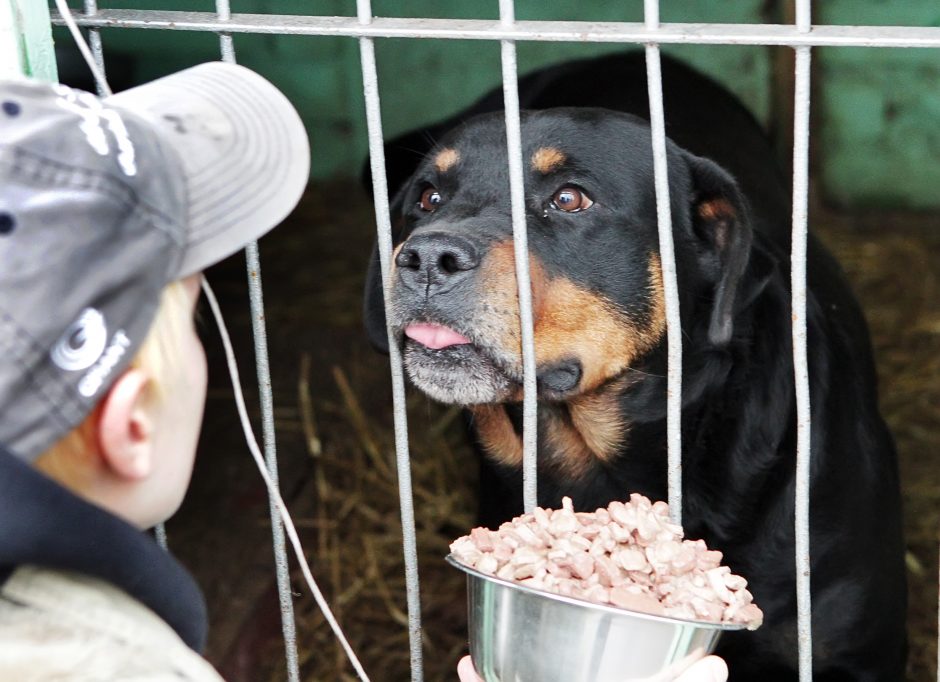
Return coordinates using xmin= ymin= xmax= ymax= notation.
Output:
xmin=673 ymin=656 xmax=728 ymax=682
xmin=456 ymin=654 xmax=728 ymax=682
xmin=456 ymin=656 xmax=480 ymax=682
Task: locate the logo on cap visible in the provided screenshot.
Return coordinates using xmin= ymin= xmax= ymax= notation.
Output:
xmin=51 ymin=308 xmax=108 ymax=372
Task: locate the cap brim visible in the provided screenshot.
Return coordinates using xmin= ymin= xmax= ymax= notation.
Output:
xmin=107 ymin=62 xmax=310 ymax=277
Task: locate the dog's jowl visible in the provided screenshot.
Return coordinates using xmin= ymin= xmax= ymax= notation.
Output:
xmin=363 ymin=52 xmax=907 ymax=681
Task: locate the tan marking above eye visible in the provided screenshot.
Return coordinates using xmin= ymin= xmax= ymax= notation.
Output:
xmin=531 ymin=147 xmax=566 ymax=174
xmin=434 ymin=148 xmax=460 ymax=172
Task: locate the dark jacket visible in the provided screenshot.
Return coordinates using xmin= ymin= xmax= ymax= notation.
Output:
xmin=0 ymin=446 xmax=223 ymax=681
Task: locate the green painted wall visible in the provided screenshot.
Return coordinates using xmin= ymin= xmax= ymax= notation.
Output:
xmin=52 ymin=0 xmax=770 ymax=180
xmin=49 ymin=1 xmax=940 ymax=208
xmin=817 ymin=1 xmax=940 ymax=209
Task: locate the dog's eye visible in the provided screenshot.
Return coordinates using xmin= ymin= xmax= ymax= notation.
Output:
xmin=418 ymin=187 xmax=443 ymax=212
xmin=551 ymin=186 xmax=593 ymax=213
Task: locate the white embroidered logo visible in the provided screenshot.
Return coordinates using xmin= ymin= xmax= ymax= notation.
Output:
xmin=78 ymin=331 xmax=131 ymax=398
xmin=51 ymin=308 xmax=108 ymax=372
xmin=52 ymin=84 xmax=138 ymax=177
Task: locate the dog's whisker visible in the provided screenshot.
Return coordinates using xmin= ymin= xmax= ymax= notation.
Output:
xmin=623 ymin=367 xmax=665 ymax=379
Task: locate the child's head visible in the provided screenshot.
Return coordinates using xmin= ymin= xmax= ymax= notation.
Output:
xmin=36 ymin=277 xmax=205 ymax=528
xmin=0 ymin=63 xmax=309 ymax=527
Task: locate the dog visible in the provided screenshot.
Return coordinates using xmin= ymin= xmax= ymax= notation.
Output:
xmin=362 ymin=52 xmax=907 ymax=681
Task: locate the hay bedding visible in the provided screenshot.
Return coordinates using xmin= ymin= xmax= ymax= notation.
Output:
xmin=815 ymin=209 xmax=940 ymax=682
xmin=176 ymin=184 xmax=939 ymax=681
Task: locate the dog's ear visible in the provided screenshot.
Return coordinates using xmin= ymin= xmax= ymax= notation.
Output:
xmin=681 ymin=151 xmax=753 ymax=346
xmin=363 ymin=244 xmax=389 ymax=352
xmin=363 ymin=185 xmax=411 ymax=353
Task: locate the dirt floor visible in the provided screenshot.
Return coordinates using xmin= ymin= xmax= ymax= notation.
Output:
xmin=167 ymin=181 xmax=940 ymax=681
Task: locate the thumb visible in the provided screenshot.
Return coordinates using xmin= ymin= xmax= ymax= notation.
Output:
xmin=675 ymin=656 xmax=728 ymax=682
xmin=457 ymin=655 xmax=484 ymax=682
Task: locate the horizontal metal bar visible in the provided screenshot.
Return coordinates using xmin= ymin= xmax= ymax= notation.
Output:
xmin=49 ymin=11 xmax=940 ymax=49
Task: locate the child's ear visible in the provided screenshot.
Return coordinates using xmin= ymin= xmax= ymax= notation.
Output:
xmin=96 ymin=369 xmax=154 ymax=480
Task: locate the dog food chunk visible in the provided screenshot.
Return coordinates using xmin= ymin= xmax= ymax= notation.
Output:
xmin=450 ymin=495 xmax=763 ymax=630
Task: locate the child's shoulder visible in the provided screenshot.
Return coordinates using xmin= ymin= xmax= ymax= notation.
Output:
xmin=0 ymin=566 xmax=224 ymax=682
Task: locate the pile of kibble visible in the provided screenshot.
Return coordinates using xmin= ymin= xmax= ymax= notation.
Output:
xmin=449 ymin=494 xmax=763 ymax=629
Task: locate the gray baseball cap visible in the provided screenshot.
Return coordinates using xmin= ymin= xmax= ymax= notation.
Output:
xmin=0 ymin=62 xmax=310 ymax=461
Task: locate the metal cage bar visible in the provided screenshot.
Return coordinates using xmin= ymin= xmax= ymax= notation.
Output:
xmin=209 ymin=1 xmax=302 ymax=679
xmin=80 ymin=0 xmax=106 ymax=95
xmin=355 ymin=1 xmax=424 ymax=679
xmin=791 ymin=44 xmax=813 ymax=681
xmin=50 ymin=11 xmax=940 ymax=49
xmin=791 ymin=3 xmax=814 ymax=678
xmin=496 ymin=0 xmax=539 ymax=513
xmin=69 ymin=5 xmax=171 ymax=564
xmin=642 ymin=0 xmax=683 ymax=525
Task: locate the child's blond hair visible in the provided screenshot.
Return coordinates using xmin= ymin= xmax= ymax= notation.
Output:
xmin=36 ymin=281 xmax=194 ymax=481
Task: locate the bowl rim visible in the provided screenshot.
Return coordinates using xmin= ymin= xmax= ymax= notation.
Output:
xmin=445 ymin=553 xmax=749 ymax=631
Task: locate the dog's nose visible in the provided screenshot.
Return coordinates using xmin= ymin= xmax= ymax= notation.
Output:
xmin=396 ymin=232 xmax=480 ymax=293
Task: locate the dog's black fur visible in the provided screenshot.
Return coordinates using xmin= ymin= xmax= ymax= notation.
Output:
xmin=362 ymin=52 xmax=907 ymax=680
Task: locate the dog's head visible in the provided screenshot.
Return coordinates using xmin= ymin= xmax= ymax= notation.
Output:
xmin=364 ymin=108 xmax=752 ymax=407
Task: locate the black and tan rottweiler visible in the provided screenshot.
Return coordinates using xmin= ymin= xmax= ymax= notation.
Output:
xmin=363 ymin=52 xmax=907 ymax=681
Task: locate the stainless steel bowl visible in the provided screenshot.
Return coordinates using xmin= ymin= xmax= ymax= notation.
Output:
xmin=447 ymin=554 xmax=744 ymax=682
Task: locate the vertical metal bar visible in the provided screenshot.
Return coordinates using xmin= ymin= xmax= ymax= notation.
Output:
xmin=643 ymin=0 xmax=659 ymax=30
xmin=76 ymin=2 xmax=160 ymax=553
xmin=791 ymin=47 xmax=813 ymax=682
xmin=154 ymin=66 xmax=168 ymax=528
xmin=212 ymin=3 xmax=300 ymax=680
xmin=214 ymin=0 xmax=235 ymax=62
xmin=244 ymin=245 xmax=302 ymax=682
xmin=356 ymin=2 xmax=424 ymax=679
xmin=53 ymin=0 xmax=105 ymax=92
xmin=497 ymin=0 xmax=539 ymax=513
xmin=75 ymin=2 xmax=162 ymax=552
xmin=643 ymin=0 xmax=683 ymax=526
xmin=202 ymin=280 xmax=370 ymax=681
xmin=792 ymin=0 xmax=813 ymax=677
xmin=153 ymin=523 xmax=168 ymax=550
xmin=82 ymin=0 xmax=107 ymax=96
xmin=795 ymin=0 xmax=811 ymax=34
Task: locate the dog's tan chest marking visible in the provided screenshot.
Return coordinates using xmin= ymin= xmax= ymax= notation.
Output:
xmin=470 ymin=404 xmax=523 ymax=469
xmin=567 ymin=380 xmax=629 ymax=463
xmin=470 ymin=382 xmax=628 ymax=478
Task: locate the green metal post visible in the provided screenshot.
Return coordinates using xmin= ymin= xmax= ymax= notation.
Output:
xmin=1 ymin=0 xmax=57 ymax=81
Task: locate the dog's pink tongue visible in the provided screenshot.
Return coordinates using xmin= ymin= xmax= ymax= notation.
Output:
xmin=405 ymin=323 xmax=471 ymax=350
